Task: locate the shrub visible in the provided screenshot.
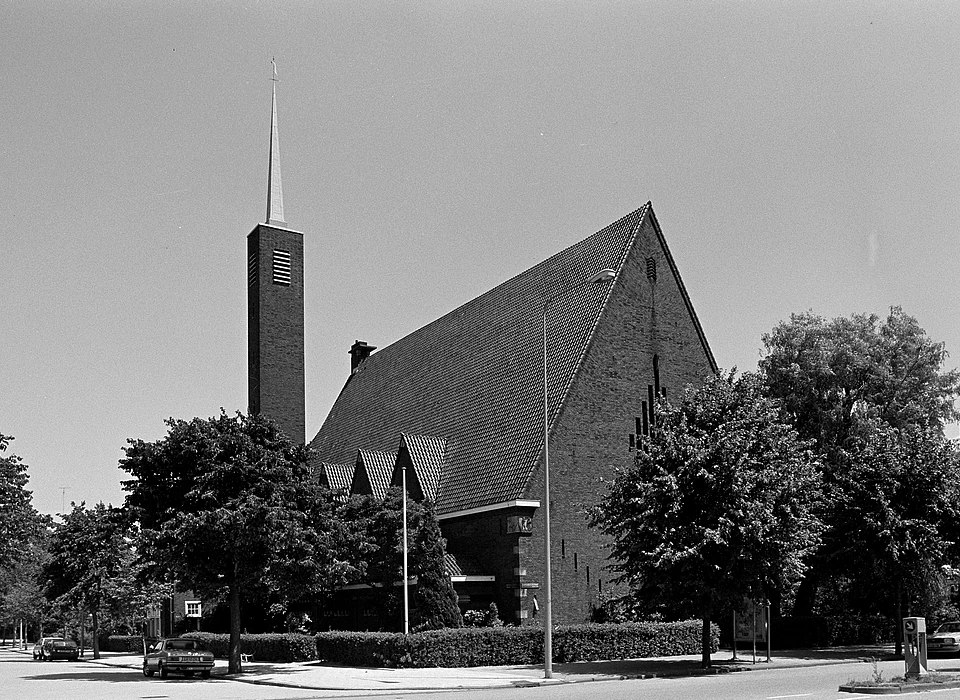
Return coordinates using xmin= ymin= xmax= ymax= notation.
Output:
xmin=315 ymin=619 xmax=716 ymax=667
xmin=554 ymin=620 xmax=717 ymax=662
xmin=757 ymin=615 xmax=894 ymax=648
xmin=103 ymin=635 xmax=148 ymax=653
xmin=462 ymin=610 xmax=486 ymax=627
xmin=180 ymin=632 xmax=318 ymax=662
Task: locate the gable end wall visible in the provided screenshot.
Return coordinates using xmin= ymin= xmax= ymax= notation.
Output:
xmin=520 ymin=211 xmax=716 ymax=623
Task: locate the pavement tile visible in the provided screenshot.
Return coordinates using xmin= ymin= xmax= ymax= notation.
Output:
xmin=6 ymin=643 xmax=906 ymax=692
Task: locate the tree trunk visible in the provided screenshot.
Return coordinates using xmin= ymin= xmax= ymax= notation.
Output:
xmin=792 ymin=573 xmax=817 ymax=617
xmin=92 ymin=607 xmax=100 ymax=660
xmin=228 ymin=585 xmax=242 ymax=674
xmin=894 ymin=580 xmax=903 ymax=658
xmin=701 ymin=613 xmax=712 ymax=669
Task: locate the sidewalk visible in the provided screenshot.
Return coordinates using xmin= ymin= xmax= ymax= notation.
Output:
xmin=55 ymin=645 xmax=897 ymax=692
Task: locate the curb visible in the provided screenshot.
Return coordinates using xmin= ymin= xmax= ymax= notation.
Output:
xmin=839 ymin=678 xmax=960 ymax=695
xmin=10 ymin=647 xmax=899 ymax=694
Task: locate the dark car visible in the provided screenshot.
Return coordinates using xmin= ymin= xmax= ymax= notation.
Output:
xmin=928 ymin=621 xmax=960 ymax=654
xmin=32 ymin=637 xmax=58 ymax=660
xmin=143 ymin=637 xmax=215 ymax=679
xmin=41 ymin=638 xmax=79 ymax=661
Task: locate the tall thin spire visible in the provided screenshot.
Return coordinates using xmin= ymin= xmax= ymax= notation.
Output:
xmin=266 ymin=58 xmax=285 ymax=226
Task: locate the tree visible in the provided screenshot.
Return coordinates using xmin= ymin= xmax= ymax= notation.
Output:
xmin=0 ymin=434 xmax=39 ymax=572
xmin=339 ymin=489 xmax=461 ymax=630
xmin=0 ymin=529 xmax=51 ymax=644
xmin=411 ymin=500 xmax=461 ymax=630
xmin=761 ymin=307 xmax=959 ymax=457
xmin=759 ymin=308 xmax=960 ymax=617
xmin=43 ymin=502 xmax=131 ymax=659
xmin=591 ymin=371 xmax=822 ymax=667
xmin=830 ymin=424 xmax=960 ymax=654
xmin=0 ymin=433 xmax=44 ymax=644
xmin=120 ymin=411 xmax=346 ymax=673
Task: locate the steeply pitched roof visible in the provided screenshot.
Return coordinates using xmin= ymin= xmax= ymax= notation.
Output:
xmin=443 ymin=552 xmax=488 ymax=577
xmin=390 ymin=434 xmax=447 ymax=503
xmin=319 ymin=461 xmax=354 ymax=495
xmin=310 ymin=203 xmax=710 ymax=514
xmin=351 ymin=449 xmax=396 ymax=500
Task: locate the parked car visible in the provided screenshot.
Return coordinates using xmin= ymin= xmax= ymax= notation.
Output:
xmin=143 ymin=637 xmax=215 ymax=679
xmin=40 ymin=638 xmax=79 ymax=661
xmin=927 ymin=621 xmax=960 ymax=654
xmin=32 ymin=637 xmax=58 ymax=660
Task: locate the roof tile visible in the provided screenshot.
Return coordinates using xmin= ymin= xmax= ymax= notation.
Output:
xmin=310 ymin=205 xmax=649 ymax=514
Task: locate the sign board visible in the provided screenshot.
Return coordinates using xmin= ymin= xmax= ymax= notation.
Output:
xmin=505 ymin=516 xmax=533 ymax=535
xmin=734 ymin=598 xmax=768 ymax=643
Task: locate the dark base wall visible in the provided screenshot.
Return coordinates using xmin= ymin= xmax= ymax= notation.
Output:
xmin=441 ymin=506 xmax=538 ymax=625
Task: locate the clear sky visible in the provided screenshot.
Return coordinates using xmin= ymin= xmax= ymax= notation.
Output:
xmin=2 ymin=2 xmax=958 ymax=516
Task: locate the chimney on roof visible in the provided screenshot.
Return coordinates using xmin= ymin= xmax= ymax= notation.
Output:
xmin=349 ymin=340 xmax=377 ymax=373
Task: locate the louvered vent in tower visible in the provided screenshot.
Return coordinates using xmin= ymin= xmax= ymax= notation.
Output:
xmin=273 ymin=249 xmax=291 ymax=285
xmin=646 ymin=257 xmax=657 ymax=282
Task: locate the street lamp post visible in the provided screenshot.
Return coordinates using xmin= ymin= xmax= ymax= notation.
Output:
xmin=402 ymin=462 xmax=410 ymax=635
xmin=542 ymin=268 xmax=616 ymax=679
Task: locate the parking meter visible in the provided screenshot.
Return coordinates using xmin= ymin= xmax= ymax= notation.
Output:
xmin=903 ymin=617 xmax=928 ymax=678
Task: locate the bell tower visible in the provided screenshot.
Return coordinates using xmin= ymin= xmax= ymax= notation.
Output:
xmin=247 ymin=60 xmax=305 ymax=444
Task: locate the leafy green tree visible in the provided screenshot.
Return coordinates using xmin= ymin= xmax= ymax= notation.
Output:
xmin=759 ymin=308 xmax=960 ymax=617
xmin=0 ymin=531 xmax=51 ymax=643
xmin=0 ymin=433 xmax=44 ymax=644
xmin=0 ymin=434 xmax=39 ymax=572
xmin=761 ymin=307 xmax=958 ymax=455
xmin=591 ymin=371 xmax=822 ymax=667
xmin=43 ymin=502 xmax=131 ymax=658
xmin=120 ymin=411 xmax=348 ymax=673
xmin=831 ymin=424 xmax=960 ymax=654
xmin=412 ymin=500 xmax=461 ymax=630
xmin=340 ymin=490 xmax=461 ymax=630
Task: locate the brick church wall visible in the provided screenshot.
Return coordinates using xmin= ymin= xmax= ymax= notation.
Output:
xmin=248 ymin=223 xmax=306 ymax=444
xmin=520 ymin=212 xmax=716 ymax=624
xmin=441 ymin=506 xmax=538 ymax=622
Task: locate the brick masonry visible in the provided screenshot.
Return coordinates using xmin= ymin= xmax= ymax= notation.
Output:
xmin=441 ymin=505 xmax=539 ymax=622
xmin=508 ymin=210 xmax=714 ymax=623
xmin=247 ymin=223 xmax=306 ymax=445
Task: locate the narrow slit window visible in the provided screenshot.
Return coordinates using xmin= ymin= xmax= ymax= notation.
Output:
xmin=653 ymin=354 xmax=660 ymax=394
xmin=272 ymin=249 xmax=292 ymax=285
xmin=648 ymin=385 xmax=656 ymax=430
xmin=248 ymin=252 xmax=258 ymax=286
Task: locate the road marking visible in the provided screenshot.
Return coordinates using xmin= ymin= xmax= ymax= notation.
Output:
xmin=767 ymin=695 xmax=812 ymax=699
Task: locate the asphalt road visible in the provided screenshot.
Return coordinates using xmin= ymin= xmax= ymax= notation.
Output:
xmin=7 ymin=646 xmax=960 ymax=700
xmin=0 ymin=647 xmax=324 ymax=700
xmin=381 ymin=661 xmax=960 ymax=700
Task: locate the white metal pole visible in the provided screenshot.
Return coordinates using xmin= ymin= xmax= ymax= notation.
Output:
xmin=543 ymin=308 xmax=553 ymax=679
xmin=402 ymin=463 xmax=409 ymax=635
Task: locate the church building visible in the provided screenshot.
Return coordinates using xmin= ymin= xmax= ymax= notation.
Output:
xmin=247 ymin=73 xmax=717 ymax=626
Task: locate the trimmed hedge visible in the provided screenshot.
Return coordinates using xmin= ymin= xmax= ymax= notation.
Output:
xmin=555 ymin=620 xmax=717 ymax=662
xmin=180 ymin=632 xmax=318 ymax=662
xmin=103 ymin=635 xmax=147 ymax=653
xmin=102 ymin=632 xmax=317 ymax=662
xmin=315 ymin=620 xmax=718 ymax=667
xmin=770 ymin=614 xmax=894 ymax=648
